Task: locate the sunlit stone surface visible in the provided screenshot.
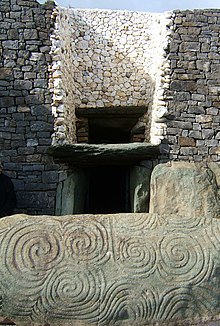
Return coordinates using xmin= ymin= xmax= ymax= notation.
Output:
xmin=0 ymin=211 xmax=220 ymax=325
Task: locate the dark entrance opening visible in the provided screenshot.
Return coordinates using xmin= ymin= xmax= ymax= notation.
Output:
xmin=89 ymin=118 xmax=130 ymax=144
xmin=76 ymin=106 xmax=146 ymax=144
xmin=85 ymin=166 xmax=130 ymax=214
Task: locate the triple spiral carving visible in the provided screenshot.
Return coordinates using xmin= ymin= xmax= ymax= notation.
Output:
xmin=0 ymin=214 xmax=217 ymax=324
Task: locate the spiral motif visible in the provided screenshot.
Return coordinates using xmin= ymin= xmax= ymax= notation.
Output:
xmin=0 ymin=226 xmax=9 ymax=236
xmin=158 ymin=287 xmax=193 ymax=320
xmin=126 ymin=213 xmax=163 ymax=232
xmin=166 ymin=214 xmax=209 ymax=232
xmin=99 ymin=281 xmax=130 ymax=325
xmin=1 ymin=221 xmax=63 ymax=283
xmin=139 ymin=288 xmax=159 ymax=320
xmin=122 ymin=287 xmax=159 ymax=322
xmin=118 ymin=237 xmax=157 ymax=277
xmin=64 ymin=219 xmax=110 ymax=265
xmin=41 ymin=264 xmax=104 ymax=322
xmin=158 ymin=286 xmax=213 ymax=321
xmin=158 ymin=233 xmax=212 ymax=285
xmin=205 ymin=219 xmax=220 ymax=251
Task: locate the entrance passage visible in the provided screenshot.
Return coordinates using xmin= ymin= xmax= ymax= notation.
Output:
xmin=85 ymin=166 xmax=130 ymax=214
xmin=89 ymin=118 xmax=130 ymax=143
xmin=55 ymin=163 xmax=151 ymax=215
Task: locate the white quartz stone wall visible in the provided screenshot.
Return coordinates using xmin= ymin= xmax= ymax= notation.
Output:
xmin=50 ymin=8 xmax=172 ymax=144
xmin=68 ymin=9 xmax=169 ymax=109
xmin=50 ymin=8 xmax=77 ymax=144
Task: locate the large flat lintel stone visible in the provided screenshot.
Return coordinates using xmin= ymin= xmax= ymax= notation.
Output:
xmin=48 ymin=143 xmax=160 ymax=166
xmin=76 ymin=106 xmax=146 ymax=118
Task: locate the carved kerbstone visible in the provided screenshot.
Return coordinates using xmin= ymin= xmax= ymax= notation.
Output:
xmin=0 ymin=213 xmax=220 ymax=325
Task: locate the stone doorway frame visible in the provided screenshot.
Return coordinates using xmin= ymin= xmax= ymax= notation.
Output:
xmin=55 ymin=163 xmax=152 ymax=215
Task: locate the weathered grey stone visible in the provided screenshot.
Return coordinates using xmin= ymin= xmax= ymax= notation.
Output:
xmin=130 ymin=165 xmax=151 ymax=213
xmin=196 ymin=115 xmax=213 ymax=123
xmin=170 ymin=80 xmax=196 ymax=91
xmin=14 ymin=80 xmax=32 ymax=90
xmin=16 ymin=192 xmax=49 ymax=209
xmin=0 ymin=97 xmax=14 ymax=107
xmin=31 ymin=121 xmax=53 ymax=132
xmin=149 ymin=162 xmax=220 ymax=219
xmin=208 ymin=162 xmax=220 ymax=186
xmin=48 ymin=143 xmax=160 ymax=166
xmin=23 ymin=29 xmax=38 ymax=39
xmin=1 ymin=210 xmax=220 ymax=325
xmin=2 ymin=40 xmax=19 ymax=49
xmin=56 ymin=168 xmax=87 ymax=215
xmin=202 ymin=129 xmax=214 ymax=139
xmin=189 ymin=130 xmax=202 ymax=139
xmin=178 ymin=136 xmax=196 ymax=147
xmin=180 ymin=146 xmax=198 ymax=155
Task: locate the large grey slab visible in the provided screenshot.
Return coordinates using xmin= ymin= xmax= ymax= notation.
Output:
xmin=48 ymin=143 xmax=160 ymax=166
xmin=1 ymin=212 xmax=220 ymax=325
xmin=149 ymin=161 xmax=220 ymax=219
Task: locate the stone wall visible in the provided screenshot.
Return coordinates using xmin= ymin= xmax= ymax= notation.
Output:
xmin=49 ymin=8 xmax=220 ymax=156
xmin=50 ymin=8 xmax=171 ymax=144
xmin=0 ymin=0 xmax=62 ymax=215
xmin=2 ymin=3 xmax=220 ymax=216
xmin=50 ymin=8 xmax=77 ymax=145
xmin=163 ymin=10 xmax=220 ymax=162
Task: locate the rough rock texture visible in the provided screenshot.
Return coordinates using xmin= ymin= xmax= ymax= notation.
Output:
xmin=50 ymin=8 xmax=171 ymax=145
xmin=55 ymin=168 xmax=87 ymax=215
xmin=53 ymin=9 xmax=169 ymax=109
xmin=130 ymin=165 xmax=152 ymax=212
xmin=48 ymin=143 xmax=160 ymax=166
xmin=1 ymin=162 xmax=220 ymax=325
xmin=165 ymin=10 xmax=220 ymax=162
xmin=0 ymin=0 xmax=60 ymax=215
xmin=150 ymin=162 xmax=220 ymax=219
xmin=1 ymin=211 xmax=220 ymax=325
xmin=3 ymin=4 xmax=220 ymax=218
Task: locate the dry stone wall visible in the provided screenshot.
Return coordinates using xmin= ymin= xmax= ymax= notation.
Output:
xmin=50 ymin=8 xmax=77 ymax=145
xmin=0 ymin=0 xmax=62 ymax=215
xmin=50 ymin=8 xmax=171 ymax=144
xmin=65 ymin=9 xmax=169 ymax=109
xmin=164 ymin=10 xmax=220 ymax=162
xmin=2 ymin=3 xmax=220 ymax=216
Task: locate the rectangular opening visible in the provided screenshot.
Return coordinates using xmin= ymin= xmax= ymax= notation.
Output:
xmin=85 ymin=166 xmax=130 ymax=214
xmin=76 ymin=107 xmax=146 ymax=144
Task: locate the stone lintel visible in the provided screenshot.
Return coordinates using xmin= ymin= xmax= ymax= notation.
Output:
xmin=48 ymin=143 xmax=160 ymax=166
xmin=76 ymin=106 xmax=147 ymax=118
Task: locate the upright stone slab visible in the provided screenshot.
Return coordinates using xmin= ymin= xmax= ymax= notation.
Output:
xmin=149 ymin=162 xmax=220 ymax=219
xmin=130 ymin=165 xmax=151 ymax=212
xmin=56 ymin=168 xmax=87 ymax=215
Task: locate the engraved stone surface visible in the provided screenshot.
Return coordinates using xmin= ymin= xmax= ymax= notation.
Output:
xmin=2 ymin=162 xmax=220 ymax=325
xmin=150 ymin=161 xmax=220 ymax=219
xmin=1 ymin=212 xmax=220 ymax=325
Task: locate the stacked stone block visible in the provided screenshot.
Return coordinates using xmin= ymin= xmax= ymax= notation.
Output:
xmin=50 ymin=8 xmax=77 ymax=145
xmin=0 ymin=0 xmax=60 ymax=215
xmin=50 ymin=8 xmax=170 ymax=145
xmin=164 ymin=10 xmax=220 ymax=162
xmin=2 ymin=2 xmax=220 ymax=216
